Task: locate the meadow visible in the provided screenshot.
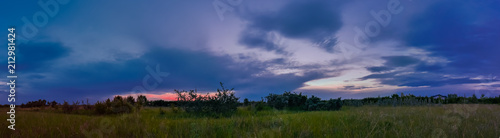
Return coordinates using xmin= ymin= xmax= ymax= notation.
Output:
xmin=1 ymin=104 xmax=499 ymax=138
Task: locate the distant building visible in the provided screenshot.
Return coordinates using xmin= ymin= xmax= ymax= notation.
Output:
xmin=430 ymin=94 xmax=447 ymax=99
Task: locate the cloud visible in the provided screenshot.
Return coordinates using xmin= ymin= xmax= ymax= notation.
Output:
xmin=365 ymin=56 xmax=420 ymax=73
xmin=239 ymin=0 xmax=345 ymax=52
xmin=362 ymin=71 xmax=475 ymax=87
xmin=3 ymin=0 xmax=499 ymax=103
xmin=17 ymin=46 xmax=331 ymax=102
xmin=403 ymin=0 xmax=500 ymax=75
xmin=341 ymin=85 xmax=373 ymax=90
xmin=361 ymin=54 xmax=497 ymax=87
xmin=366 ymin=66 xmax=392 ymax=73
xmin=15 ymin=42 xmax=71 ymax=72
xmin=358 ymin=0 xmax=500 ymax=89
xmin=238 ymin=29 xmax=287 ymax=54
xmin=490 ymin=84 xmax=500 ymax=87
xmin=381 ymin=56 xmax=419 ymax=67
xmin=414 ymin=63 xmax=443 ymax=72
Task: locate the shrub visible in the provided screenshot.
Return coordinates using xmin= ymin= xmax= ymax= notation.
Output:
xmin=266 ymin=93 xmax=288 ymax=110
xmin=135 ymin=95 xmax=147 ymax=110
xmin=126 ymin=96 xmax=135 ymax=105
xmin=255 ymin=101 xmax=268 ymax=112
xmin=323 ymin=98 xmax=343 ymax=111
xmin=50 ymin=101 xmax=58 ymax=108
xmin=84 ymin=99 xmax=92 ymax=110
xmin=94 ymin=101 xmax=107 ymax=114
xmin=110 ymin=96 xmax=134 ymax=114
xmin=243 ymin=98 xmax=249 ymax=106
xmin=304 ymin=95 xmax=321 ymax=111
xmin=175 ymin=82 xmax=239 ymax=117
xmin=105 ymin=98 xmax=112 ymax=107
xmin=136 ymin=95 xmax=147 ymax=105
xmin=284 ymin=92 xmax=307 ymax=109
xmin=265 ymin=92 xmax=307 ymax=110
xmin=62 ymin=101 xmax=73 ymax=113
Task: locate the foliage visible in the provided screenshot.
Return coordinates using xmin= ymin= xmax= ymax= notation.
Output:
xmin=20 ymin=99 xmax=47 ymax=108
xmin=304 ymin=95 xmax=322 ymax=111
xmin=265 ymin=92 xmax=342 ymax=111
xmin=50 ymin=101 xmax=58 ymax=108
xmin=322 ymin=98 xmax=343 ymax=111
xmin=175 ymin=82 xmax=240 ymax=117
xmin=265 ymin=93 xmax=288 ymax=110
xmin=126 ymin=96 xmax=136 ymax=105
xmin=147 ymin=100 xmax=177 ymax=107
xmin=62 ymin=101 xmax=73 ymax=113
xmin=136 ymin=95 xmax=148 ymax=106
xmin=243 ymin=98 xmax=249 ymax=106
xmin=91 ymin=95 xmax=147 ymax=115
xmin=349 ymin=93 xmax=500 ymax=106
xmin=265 ymin=91 xmax=307 ymax=110
xmin=110 ymin=96 xmax=134 ymax=114
xmin=94 ymin=101 xmax=107 ymax=115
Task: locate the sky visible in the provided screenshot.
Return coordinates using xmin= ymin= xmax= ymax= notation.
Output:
xmin=1 ymin=0 xmax=499 ymax=104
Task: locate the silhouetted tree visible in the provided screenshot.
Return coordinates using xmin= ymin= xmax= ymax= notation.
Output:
xmin=50 ymin=101 xmax=58 ymax=108
xmin=243 ymin=98 xmax=249 ymax=106
xmin=126 ymin=96 xmax=135 ymax=105
xmin=175 ymin=82 xmax=239 ymax=117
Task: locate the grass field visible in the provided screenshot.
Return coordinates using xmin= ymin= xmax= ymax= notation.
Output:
xmin=1 ymin=104 xmax=499 ymax=137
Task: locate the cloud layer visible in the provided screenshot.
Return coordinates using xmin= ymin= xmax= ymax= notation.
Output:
xmin=1 ymin=0 xmax=499 ymax=103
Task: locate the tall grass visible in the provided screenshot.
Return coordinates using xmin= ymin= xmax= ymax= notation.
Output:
xmin=1 ymin=104 xmax=499 ymax=137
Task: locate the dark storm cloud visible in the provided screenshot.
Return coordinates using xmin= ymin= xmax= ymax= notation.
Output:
xmin=22 ymin=46 xmax=331 ymax=102
xmin=4 ymin=0 xmax=500 ymax=104
xmin=16 ymin=42 xmax=71 ymax=72
xmin=404 ymin=0 xmax=500 ymax=74
xmin=361 ymin=55 xmax=496 ymax=87
xmin=239 ymin=0 xmax=345 ymax=52
xmin=414 ymin=63 xmax=443 ymax=72
xmin=361 ymin=0 xmax=500 ymax=88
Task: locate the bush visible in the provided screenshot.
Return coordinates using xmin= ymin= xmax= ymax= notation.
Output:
xmin=304 ymin=95 xmax=321 ymax=111
xmin=110 ymin=96 xmax=134 ymax=114
xmin=50 ymin=101 xmax=58 ymax=108
xmin=126 ymin=96 xmax=135 ymax=105
xmin=266 ymin=92 xmax=307 ymax=110
xmin=284 ymin=92 xmax=307 ymax=109
xmin=136 ymin=95 xmax=147 ymax=110
xmin=265 ymin=93 xmax=288 ymax=110
xmin=243 ymin=98 xmax=249 ymax=106
xmin=254 ymin=101 xmax=270 ymax=112
xmin=62 ymin=101 xmax=73 ymax=113
xmin=175 ymin=82 xmax=239 ymax=117
xmin=94 ymin=101 xmax=107 ymax=114
xmin=323 ymin=98 xmax=343 ymax=111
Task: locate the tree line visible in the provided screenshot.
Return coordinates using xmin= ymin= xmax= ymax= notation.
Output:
xmin=16 ymin=95 xmax=148 ymax=115
xmin=11 ymin=83 xmax=500 ymax=117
